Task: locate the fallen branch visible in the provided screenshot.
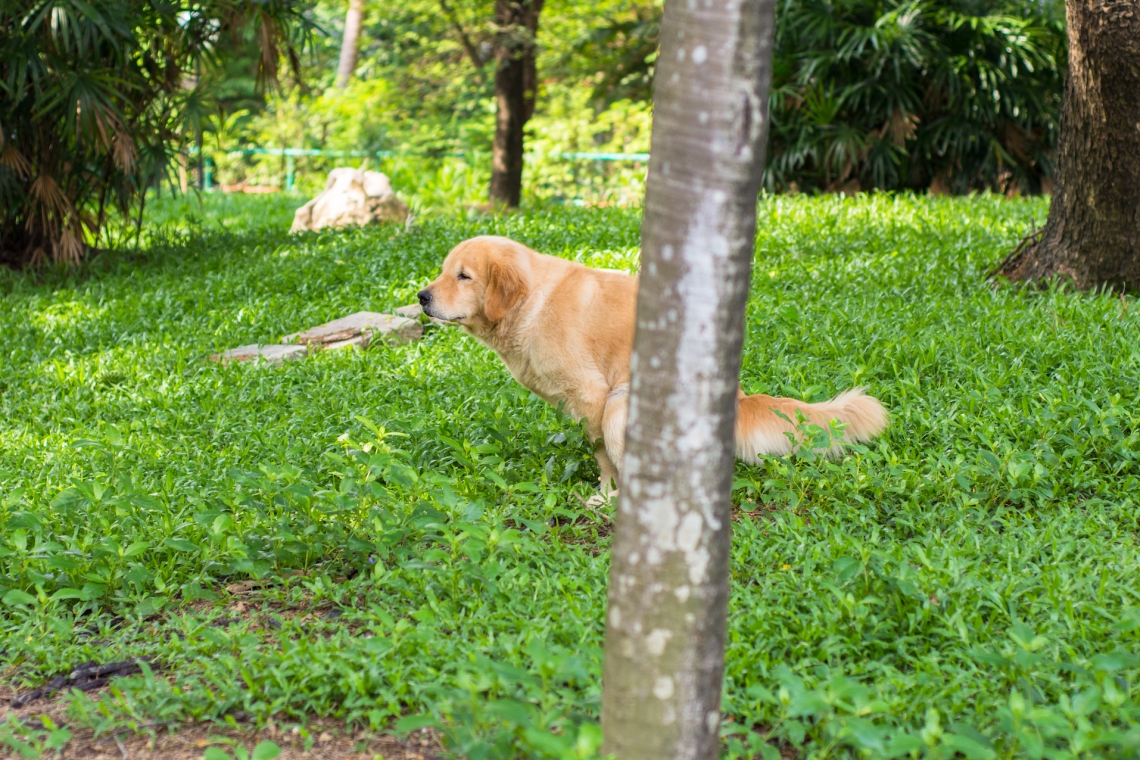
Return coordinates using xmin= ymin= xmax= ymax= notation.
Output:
xmin=988 ymin=217 xmax=1043 ymax=280
xmin=10 ymin=657 xmax=161 ymax=708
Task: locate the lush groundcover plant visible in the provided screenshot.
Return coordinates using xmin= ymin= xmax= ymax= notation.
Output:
xmin=1 ymin=194 xmax=1138 ymax=758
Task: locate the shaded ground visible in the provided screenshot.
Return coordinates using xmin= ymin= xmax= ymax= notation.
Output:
xmin=2 ymin=681 xmax=441 ymax=759
xmin=1 ymin=593 xmax=440 ymax=760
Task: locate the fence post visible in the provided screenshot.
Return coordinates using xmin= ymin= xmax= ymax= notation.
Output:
xmin=178 ymin=153 xmax=189 ymax=194
xmin=286 ymin=154 xmax=296 ymax=192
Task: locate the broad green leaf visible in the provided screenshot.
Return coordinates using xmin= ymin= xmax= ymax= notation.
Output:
xmin=394 ymin=714 xmax=440 ymax=735
xmin=3 ymin=589 xmax=35 ymax=606
xmin=251 ymin=741 xmax=281 ymax=760
xmin=123 ymin=540 xmax=150 ymax=558
xmin=50 ymin=587 xmax=84 ymax=601
xmin=944 ymin=733 xmax=997 ymax=760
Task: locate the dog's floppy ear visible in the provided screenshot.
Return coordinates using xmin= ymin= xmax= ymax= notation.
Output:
xmin=483 ymin=257 xmax=527 ymax=322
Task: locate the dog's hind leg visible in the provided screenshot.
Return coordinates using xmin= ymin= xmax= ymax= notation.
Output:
xmin=598 ymin=384 xmax=629 ymax=495
xmin=580 ymin=399 xmax=619 ymax=500
xmin=593 ymin=441 xmax=620 ymax=497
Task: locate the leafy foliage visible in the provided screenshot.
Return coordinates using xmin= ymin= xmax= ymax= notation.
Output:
xmin=0 ymin=0 xmax=1070 ymax=258
xmin=218 ymin=0 xmax=1064 ymax=202
xmin=765 ymin=0 xmax=1067 ymax=194
xmin=1 ymin=195 xmax=1138 ymax=758
xmin=561 ymin=4 xmax=660 ymax=110
xmin=0 ymin=0 xmax=312 ymax=266
xmin=203 ymin=0 xmax=660 ymax=203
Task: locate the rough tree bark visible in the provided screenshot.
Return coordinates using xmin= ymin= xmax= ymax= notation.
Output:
xmin=489 ymin=0 xmax=543 ymax=207
xmin=998 ymin=0 xmax=1140 ymax=291
xmin=600 ymin=0 xmax=776 ymax=757
xmin=335 ymin=0 xmax=365 ymax=88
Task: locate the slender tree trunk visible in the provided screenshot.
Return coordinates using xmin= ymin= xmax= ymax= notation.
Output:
xmin=335 ymin=0 xmax=365 ymax=89
xmin=600 ymin=0 xmax=776 ymax=757
xmin=196 ymin=129 xmax=204 ymax=191
xmin=440 ymin=0 xmax=486 ymax=83
xmin=998 ymin=0 xmax=1140 ymax=291
xmin=489 ymin=0 xmax=543 ymax=207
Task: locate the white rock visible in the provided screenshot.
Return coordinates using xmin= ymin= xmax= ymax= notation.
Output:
xmin=284 ymin=311 xmax=423 ymax=347
xmin=361 ymin=171 xmax=393 ymax=198
xmin=290 ymin=169 xmax=409 ymax=232
xmin=210 ymin=344 xmax=308 ymax=364
xmin=394 ymin=302 xmax=456 ymax=327
xmin=323 ymin=334 xmax=370 ymax=352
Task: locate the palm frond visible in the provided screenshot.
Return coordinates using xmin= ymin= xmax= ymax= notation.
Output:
xmin=0 ymin=0 xmax=314 ymax=266
xmin=765 ymin=0 xmax=1064 ymax=194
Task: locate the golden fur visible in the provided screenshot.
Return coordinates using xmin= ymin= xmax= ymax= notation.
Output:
xmin=418 ymin=235 xmax=888 ymax=495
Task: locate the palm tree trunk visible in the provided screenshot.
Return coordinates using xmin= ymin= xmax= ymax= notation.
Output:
xmin=600 ymin=0 xmax=776 ymax=757
xmin=998 ymin=0 xmax=1140 ymax=291
xmin=335 ymin=0 xmax=365 ymax=89
xmin=489 ymin=0 xmax=543 ymax=207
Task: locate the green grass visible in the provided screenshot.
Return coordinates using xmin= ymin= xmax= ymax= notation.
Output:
xmin=2 ymin=193 xmax=1139 ymax=759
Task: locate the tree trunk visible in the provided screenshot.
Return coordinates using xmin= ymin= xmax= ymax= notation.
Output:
xmin=998 ymin=0 xmax=1140 ymax=291
xmin=600 ymin=0 xmax=776 ymax=757
xmin=489 ymin=0 xmax=543 ymax=207
xmin=335 ymin=0 xmax=365 ymax=89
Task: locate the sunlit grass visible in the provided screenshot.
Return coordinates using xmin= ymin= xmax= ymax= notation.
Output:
xmin=1 ymin=193 xmax=1138 ymax=759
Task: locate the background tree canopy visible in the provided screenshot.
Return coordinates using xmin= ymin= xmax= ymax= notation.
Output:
xmin=0 ymin=0 xmax=1065 ymax=265
xmin=249 ymin=0 xmax=1060 ymax=196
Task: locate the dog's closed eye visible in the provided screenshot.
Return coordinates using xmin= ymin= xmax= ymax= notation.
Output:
xmin=457 ymin=271 xmax=471 ymax=281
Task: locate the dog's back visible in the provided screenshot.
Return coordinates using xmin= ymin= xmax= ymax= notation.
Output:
xmin=507 ymin=252 xmax=638 ymax=398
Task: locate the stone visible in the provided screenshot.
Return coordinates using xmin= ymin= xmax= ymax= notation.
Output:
xmin=323 ymin=334 xmax=370 ymax=352
xmin=209 ymin=344 xmax=308 ymax=364
xmin=394 ymin=302 xmax=456 ymax=327
xmin=290 ymin=168 xmax=409 ymax=232
xmin=284 ymin=311 xmax=422 ymax=348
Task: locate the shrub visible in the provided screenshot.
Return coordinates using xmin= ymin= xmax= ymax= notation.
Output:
xmin=766 ymin=0 xmax=1066 ymax=194
xmin=0 ymin=0 xmax=311 ymax=267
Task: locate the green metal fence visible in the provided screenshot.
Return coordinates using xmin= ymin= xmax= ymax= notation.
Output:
xmin=196 ymin=148 xmax=650 ymax=191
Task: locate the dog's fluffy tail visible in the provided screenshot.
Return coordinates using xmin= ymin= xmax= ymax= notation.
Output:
xmin=734 ymin=387 xmax=888 ymax=462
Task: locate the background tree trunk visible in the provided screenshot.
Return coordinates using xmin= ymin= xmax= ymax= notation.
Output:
xmin=600 ymin=0 xmax=776 ymax=757
xmin=489 ymin=0 xmax=543 ymax=207
xmin=335 ymin=0 xmax=365 ymax=88
xmin=998 ymin=0 xmax=1140 ymax=291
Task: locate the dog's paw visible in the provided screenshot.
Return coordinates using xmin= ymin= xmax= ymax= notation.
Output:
xmin=567 ymin=490 xmax=616 ymax=526
xmin=582 ymin=490 xmax=618 ymax=510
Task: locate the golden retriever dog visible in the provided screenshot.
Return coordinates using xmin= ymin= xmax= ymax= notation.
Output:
xmin=417 ymin=236 xmax=888 ymax=498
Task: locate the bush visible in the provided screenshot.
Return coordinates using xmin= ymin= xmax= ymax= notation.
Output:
xmin=0 ymin=0 xmax=311 ymax=267
xmin=766 ymin=0 xmax=1066 ymax=194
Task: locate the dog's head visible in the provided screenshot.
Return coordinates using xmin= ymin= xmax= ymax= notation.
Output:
xmin=417 ymin=236 xmax=531 ymax=331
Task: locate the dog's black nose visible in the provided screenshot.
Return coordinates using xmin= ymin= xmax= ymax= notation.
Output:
xmin=417 ymin=289 xmax=432 ymax=306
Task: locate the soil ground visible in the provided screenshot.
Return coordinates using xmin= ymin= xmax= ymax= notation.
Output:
xmin=1 ymin=681 xmax=441 ymax=760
